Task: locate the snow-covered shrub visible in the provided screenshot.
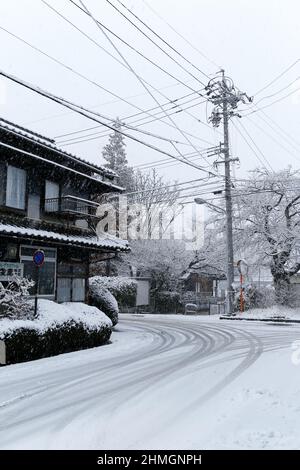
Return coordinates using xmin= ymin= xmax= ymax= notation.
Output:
xmin=89 ymin=278 xmax=119 ymax=326
xmin=153 ymin=291 xmax=182 ymax=313
xmin=89 ymin=276 xmax=137 ymax=309
xmin=0 ymin=276 xmax=35 ymax=319
xmin=234 ymin=284 xmax=275 ymax=311
xmin=0 ymin=300 xmax=112 ymax=364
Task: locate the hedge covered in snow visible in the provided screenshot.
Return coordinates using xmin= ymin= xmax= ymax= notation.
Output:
xmin=89 ymin=276 xmax=137 ymax=311
xmin=88 ymin=278 xmax=119 ymax=326
xmin=0 ymin=300 xmax=112 ymax=365
xmin=153 ymin=291 xmax=182 ymax=313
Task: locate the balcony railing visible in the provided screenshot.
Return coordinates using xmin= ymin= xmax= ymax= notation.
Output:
xmin=44 ymin=195 xmax=99 ymax=218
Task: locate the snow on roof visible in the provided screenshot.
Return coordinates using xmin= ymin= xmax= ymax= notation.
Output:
xmin=0 ymin=222 xmax=130 ymax=252
xmin=0 ymin=117 xmax=117 ymax=178
xmin=180 ymin=263 xmax=226 ymax=280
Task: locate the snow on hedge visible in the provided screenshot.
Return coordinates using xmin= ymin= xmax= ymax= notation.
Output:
xmin=238 ymin=305 xmax=300 ymax=320
xmin=90 ymin=276 xmax=137 ymax=292
xmin=88 ymin=279 xmax=119 ymax=325
xmin=0 ymin=299 xmax=112 ymax=340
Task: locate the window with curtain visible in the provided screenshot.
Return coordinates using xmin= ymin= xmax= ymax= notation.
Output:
xmin=45 ymin=180 xmax=59 ymax=212
xmin=6 ymin=165 xmax=26 ymax=210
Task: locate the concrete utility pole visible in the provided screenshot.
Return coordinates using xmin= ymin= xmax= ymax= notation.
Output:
xmin=221 ymin=70 xmax=235 ymax=315
xmin=205 ymin=70 xmax=252 ymax=315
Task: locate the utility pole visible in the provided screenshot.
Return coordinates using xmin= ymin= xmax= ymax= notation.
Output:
xmin=205 ymin=70 xmax=252 ymax=315
xmin=221 ymin=70 xmax=235 ymax=315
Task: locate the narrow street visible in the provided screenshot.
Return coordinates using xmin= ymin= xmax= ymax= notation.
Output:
xmin=1 ymin=315 xmax=299 ymax=450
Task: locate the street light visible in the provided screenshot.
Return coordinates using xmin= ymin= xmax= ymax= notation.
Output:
xmin=194 ymin=197 xmax=225 ymax=214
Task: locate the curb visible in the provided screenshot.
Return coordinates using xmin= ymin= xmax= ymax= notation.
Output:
xmin=219 ymin=316 xmax=300 ymax=324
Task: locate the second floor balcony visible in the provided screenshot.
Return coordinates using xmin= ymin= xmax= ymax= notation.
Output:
xmin=44 ymin=195 xmax=99 ymax=218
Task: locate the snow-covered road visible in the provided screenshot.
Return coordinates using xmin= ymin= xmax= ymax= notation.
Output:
xmin=1 ymin=314 xmax=300 ymax=449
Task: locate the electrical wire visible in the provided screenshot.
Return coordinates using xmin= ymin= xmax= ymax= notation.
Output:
xmin=0 ymin=69 xmax=222 ymax=176
xmin=105 ymin=0 xmax=209 ymax=84
xmin=254 ymin=58 xmax=300 ymax=96
xmin=39 ymin=0 xmax=215 ymax=141
xmin=77 ymin=0 xmax=218 ymax=174
xmin=54 ymin=90 xmax=205 ymax=139
xmin=245 ymin=115 xmax=300 ymax=163
xmin=231 ymin=119 xmax=273 ymax=172
xmin=242 ymin=85 xmax=300 ymax=116
xmin=67 ymin=0 xmax=209 ymax=95
xmin=141 ymin=0 xmax=221 ymax=70
xmin=57 ymin=99 xmax=209 ymax=146
xmin=0 ymin=23 xmax=209 ymax=145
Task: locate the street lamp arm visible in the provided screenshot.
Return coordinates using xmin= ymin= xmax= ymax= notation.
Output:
xmin=194 ymin=197 xmax=225 ymax=214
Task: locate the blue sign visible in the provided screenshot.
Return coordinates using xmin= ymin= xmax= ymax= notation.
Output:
xmin=33 ymin=250 xmax=45 ymax=267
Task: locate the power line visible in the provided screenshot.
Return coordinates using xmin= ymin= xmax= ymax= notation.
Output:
xmin=258 ymin=109 xmax=300 ymax=150
xmin=54 ymin=90 xmax=205 ymax=139
xmin=255 ymin=76 xmax=300 ymax=105
xmin=245 ymin=115 xmax=300 ymax=163
xmin=122 ymin=178 xmax=223 ymax=198
xmin=133 ymin=147 xmax=222 ymax=172
xmin=57 ymin=98 xmax=209 ymax=146
xmin=67 ymin=0 xmax=209 ymax=95
xmin=106 ymin=0 xmax=210 ymax=83
xmin=0 ymin=22 xmax=212 ymax=149
xmin=254 ymin=58 xmax=300 ymax=95
xmin=231 ymin=119 xmax=273 ymax=172
xmin=24 ymin=78 xmax=197 ymax=126
xmin=141 ymin=0 xmax=221 ymax=70
xmin=243 ymin=85 xmax=300 ymax=116
xmin=0 ymin=69 xmax=222 ymax=176
xmin=39 ymin=0 xmax=215 ymax=142
xmin=77 ymin=0 xmax=217 ymax=173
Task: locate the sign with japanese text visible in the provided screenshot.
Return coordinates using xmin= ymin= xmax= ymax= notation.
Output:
xmin=0 ymin=262 xmax=24 ymax=281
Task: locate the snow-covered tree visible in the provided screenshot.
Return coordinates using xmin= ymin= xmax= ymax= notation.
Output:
xmin=236 ymin=168 xmax=300 ymax=305
xmin=119 ymin=239 xmax=194 ymax=291
xmin=199 ymin=168 xmax=300 ymax=305
xmin=0 ymin=276 xmax=35 ymax=319
xmin=128 ymin=169 xmax=180 ymax=239
xmin=102 ymin=118 xmax=135 ymax=190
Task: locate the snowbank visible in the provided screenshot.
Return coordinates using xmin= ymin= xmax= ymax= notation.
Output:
xmin=237 ymin=305 xmax=300 ymax=321
xmin=0 ymin=299 xmax=112 ymax=340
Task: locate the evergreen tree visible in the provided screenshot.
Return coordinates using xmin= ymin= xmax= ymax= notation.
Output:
xmin=102 ymin=118 xmax=134 ymax=190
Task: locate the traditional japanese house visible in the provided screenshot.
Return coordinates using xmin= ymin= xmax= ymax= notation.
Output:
xmin=0 ymin=117 xmax=129 ymax=302
xmin=179 ymin=258 xmax=226 ymax=303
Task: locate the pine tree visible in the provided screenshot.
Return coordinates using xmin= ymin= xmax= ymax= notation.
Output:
xmin=102 ymin=118 xmax=134 ymax=190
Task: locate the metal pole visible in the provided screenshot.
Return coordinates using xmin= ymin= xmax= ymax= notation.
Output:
xmin=34 ymin=265 xmax=39 ymax=317
xmin=240 ymin=273 xmax=244 ymax=313
xmin=221 ymin=70 xmax=235 ymax=315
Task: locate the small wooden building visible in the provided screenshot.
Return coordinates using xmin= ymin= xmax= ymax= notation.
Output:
xmin=180 ymin=260 xmax=226 ymax=300
xmin=0 ymin=117 xmax=129 ymax=303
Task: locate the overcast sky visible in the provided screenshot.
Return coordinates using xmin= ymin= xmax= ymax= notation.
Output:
xmin=0 ymin=0 xmax=299 ymax=193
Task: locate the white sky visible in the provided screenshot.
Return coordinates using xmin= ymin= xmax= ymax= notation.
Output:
xmin=0 ymin=0 xmax=299 ymax=195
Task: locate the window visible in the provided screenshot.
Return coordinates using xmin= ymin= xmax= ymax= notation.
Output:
xmin=57 ymin=278 xmax=86 ymax=302
xmin=20 ymin=246 xmax=57 ymax=297
xmin=45 ymin=180 xmax=59 ymax=212
xmin=27 ymin=194 xmax=40 ymax=220
xmin=0 ymin=162 xmax=5 ymax=205
xmin=72 ymin=278 xmax=85 ymax=301
xmin=56 ymin=262 xmax=87 ymax=302
xmin=6 ymin=165 xmax=26 ymax=210
xmin=57 ymin=278 xmax=71 ymax=302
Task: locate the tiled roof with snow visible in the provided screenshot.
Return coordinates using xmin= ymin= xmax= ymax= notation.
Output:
xmin=0 ymin=117 xmax=117 ymax=178
xmin=0 ymin=222 xmax=130 ymax=252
